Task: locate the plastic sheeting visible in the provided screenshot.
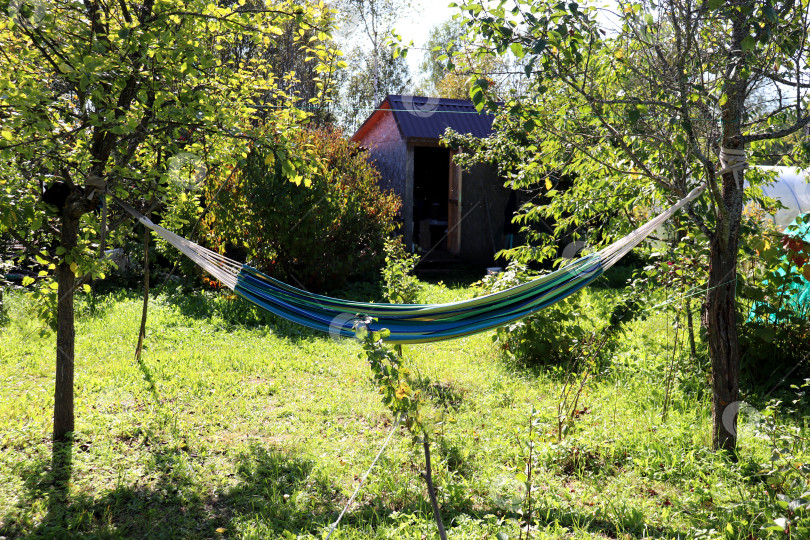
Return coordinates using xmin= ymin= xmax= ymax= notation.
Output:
xmin=780 ymin=216 xmax=810 ymax=315
xmin=749 ymin=215 xmax=810 ymax=322
xmin=755 ymin=166 xmax=810 ymax=230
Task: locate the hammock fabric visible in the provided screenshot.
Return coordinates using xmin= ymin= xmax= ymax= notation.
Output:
xmin=114 ymin=184 xmax=705 ymax=344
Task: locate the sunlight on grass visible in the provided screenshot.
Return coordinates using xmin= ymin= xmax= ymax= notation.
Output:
xmin=0 ymin=283 xmax=791 ymax=538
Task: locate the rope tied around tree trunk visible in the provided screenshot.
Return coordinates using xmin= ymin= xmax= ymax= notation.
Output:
xmin=718 ymin=148 xmax=747 ymax=190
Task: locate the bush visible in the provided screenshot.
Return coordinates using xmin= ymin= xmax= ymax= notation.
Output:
xmin=207 ymin=127 xmax=400 ymax=291
xmin=477 ymin=261 xmax=639 ymax=369
xmin=738 ymin=218 xmax=810 ymax=388
xmin=477 ymin=262 xmax=592 ymax=367
xmin=382 ymin=237 xmax=421 ymax=304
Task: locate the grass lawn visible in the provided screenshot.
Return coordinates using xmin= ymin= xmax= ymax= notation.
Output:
xmin=0 ymin=278 xmax=799 ymax=539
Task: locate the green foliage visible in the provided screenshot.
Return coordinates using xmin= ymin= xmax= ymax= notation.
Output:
xmin=208 ymin=127 xmax=400 ymax=291
xmin=357 ymin=324 xmax=427 ymax=437
xmin=0 ymin=0 xmax=342 ymax=319
xmin=154 ymin=188 xmax=206 ymax=283
xmin=745 ymin=381 xmax=810 ymax=535
xmin=449 ymin=0 xmax=810 ymax=278
xmin=450 ymin=0 xmax=810 ymax=449
xmin=382 ymin=238 xmax=421 ymax=304
xmin=738 ymin=215 xmax=810 ymax=386
xmin=477 ymin=261 xmax=640 ymax=375
xmin=477 ymin=262 xmax=591 ymax=367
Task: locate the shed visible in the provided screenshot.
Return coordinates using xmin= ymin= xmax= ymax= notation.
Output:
xmin=351 ymin=94 xmax=512 ymax=265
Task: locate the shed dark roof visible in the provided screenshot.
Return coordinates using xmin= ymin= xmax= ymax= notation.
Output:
xmin=351 ymin=94 xmax=495 ymax=143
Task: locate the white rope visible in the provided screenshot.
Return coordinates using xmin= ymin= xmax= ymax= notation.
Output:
xmin=718 ymin=147 xmax=747 ymax=190
xmin=597 ymin=183 xmax=707 ymax=270
xmin=325 ymin=417 xmax=401 ymax=540
xmin=111 ymin=196 xmax=242 ymax=290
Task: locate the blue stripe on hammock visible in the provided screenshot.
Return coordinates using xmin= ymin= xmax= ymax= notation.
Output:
xmin=233 ymin=257 xmax=604 ymax=343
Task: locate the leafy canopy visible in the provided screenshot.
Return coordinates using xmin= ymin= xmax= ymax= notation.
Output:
xmin=0 ymin=0 xmax=341 ymax=288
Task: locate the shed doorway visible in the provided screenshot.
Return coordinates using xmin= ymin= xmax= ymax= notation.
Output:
xmin=413 ymin=146 xmax=459 ymax=255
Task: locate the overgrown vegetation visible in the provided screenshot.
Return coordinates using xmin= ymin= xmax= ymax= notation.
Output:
xmin=2 ymin=277 xmax=810 ymax=538
xmin=382 ymin=238 xmax=422 ymax=305
xmin=738 ymin=213 xmax=810 ymax=387
xmin=207 ymin=128 xmax=401 ymax=291
xmin=446 ymin=0 xmax=810 ymax=452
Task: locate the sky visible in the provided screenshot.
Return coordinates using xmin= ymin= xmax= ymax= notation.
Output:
xmin=395 ymin=0 xmax=459 ymax=73
xmin=378 ymin=0 xmax=620 ymax=79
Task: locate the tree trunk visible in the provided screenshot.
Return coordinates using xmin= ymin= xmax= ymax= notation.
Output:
xmin=54 ymin=209 xmax=80 ymax=442
xmin=706 ymin=238 xmax=740 ymax=452
xmin=422 ymin=439 xmax=447 ymax=540
xmin=704 ymin=2 xmax=748 ymax=454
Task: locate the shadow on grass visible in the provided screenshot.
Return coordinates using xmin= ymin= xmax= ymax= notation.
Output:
xmin=160 ymin=278 xmax=392 ymax=344
xmin=154 ymin=285 xmax=319 ymax=343
xmin=0 ymin=433 xmax=692 ymax=539
xmin=1 ymin=440 xmax=328 ymax=539
xmin=7 ymin=437 xmax=75 ymax=538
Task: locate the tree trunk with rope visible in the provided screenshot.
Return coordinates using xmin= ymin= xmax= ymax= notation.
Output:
xmin=704 ymin=151 xmax=745 ymax=453
xmin=704 ymin=11 xmax=748 ymax=451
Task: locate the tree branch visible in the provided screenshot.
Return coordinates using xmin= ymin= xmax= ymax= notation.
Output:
xmin=740 ymin=115 xmax=810 ymax=144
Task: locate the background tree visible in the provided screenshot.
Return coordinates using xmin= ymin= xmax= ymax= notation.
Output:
xmin=0 ymin=0 xmax=339 ymax=442
xmin=454 ymin=0 xmax=810 ymax=451
xmin=219 ymin=0 xmax=344 ymax=123
xmin=416 ymin=19 xmax=465 ymax=95
xmin=417 ymin=18 xmax=526 ymax=99
xmin=337 ymin=42 xmax=411 ymax=130
xmin=335 ymin=0 xmax=410 ymax=105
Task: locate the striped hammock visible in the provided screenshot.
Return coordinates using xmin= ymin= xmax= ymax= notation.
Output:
xmin=115 ymin=185 xmax=705 ymax=343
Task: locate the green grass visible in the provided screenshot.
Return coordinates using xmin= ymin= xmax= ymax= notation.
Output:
xmin=0 ymin=280 xmax=801 ymax=539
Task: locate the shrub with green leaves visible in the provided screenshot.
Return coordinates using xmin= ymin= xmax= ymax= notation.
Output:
xmin=478 ymin=261 xmax=637 ymax=369
xmin=207 ymin=127 xmax=401 ymax=292
xmin=476 ymin=262 xmax=589 ymax=367
xmin=382 ymin=237 xmax=422 ymax=304
xmin=738 ymin=216 xmax=810 ymax=387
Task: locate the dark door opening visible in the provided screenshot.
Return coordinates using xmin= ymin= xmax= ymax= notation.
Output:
xmin=413 ymin=146 xmax=450 ymax=253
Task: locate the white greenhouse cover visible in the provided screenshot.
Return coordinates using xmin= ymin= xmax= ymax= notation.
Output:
xmin=753 ymin=166 xmax=810 ymax=230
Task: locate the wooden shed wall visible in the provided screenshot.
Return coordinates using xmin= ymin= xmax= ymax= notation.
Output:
xmin=460 ymin=162 xmax=511 ymax=264
xmin=359 ymin=112 xmax=408 ymax=203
